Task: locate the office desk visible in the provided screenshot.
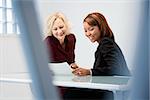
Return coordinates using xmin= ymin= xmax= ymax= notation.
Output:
xmin=53 ymin=75 xmax=130 ymax=100
xmin=0 ymin=73 xmax=130 ymax=100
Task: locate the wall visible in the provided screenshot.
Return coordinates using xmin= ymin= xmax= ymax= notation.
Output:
xmin=0 ymin=35 xmax=28 ymax=74
xmin=38 ymin=0 xmax=143 ymax=71
xmin=0 ymin=35 xmax=32 ymax=99
xmin=0 ymin=0 xmax=144 ymax=74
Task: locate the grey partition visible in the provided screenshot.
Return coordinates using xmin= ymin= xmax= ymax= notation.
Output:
xmin=12 ymin=0 xmax=60 ymax=100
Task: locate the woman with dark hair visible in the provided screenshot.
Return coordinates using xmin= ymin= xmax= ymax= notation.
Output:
xmin=64 ymin=12 xmax=130 ymax=100
xmin=72 ymin=12 xmax=130 ymax=76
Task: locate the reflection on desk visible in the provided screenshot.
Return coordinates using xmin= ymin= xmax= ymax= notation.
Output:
xmin=72 ymin=75 xmax=92 ymax=82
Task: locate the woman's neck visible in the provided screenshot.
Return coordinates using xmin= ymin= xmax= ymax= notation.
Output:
xmin=59 ymin=40 xmax=65 ymax=49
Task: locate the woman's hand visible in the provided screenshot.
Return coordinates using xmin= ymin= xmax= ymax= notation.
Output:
xmin=72 ymin=67 xmax=91 ymax=76
xmin=70 ymin=63 xmax=78 ymax=69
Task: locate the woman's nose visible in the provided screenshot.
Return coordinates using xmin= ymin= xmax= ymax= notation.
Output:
xmin=86 ymin=31 xmax=91 ymax=37
xmin=57 ymin=29 xmax=63 ymax=34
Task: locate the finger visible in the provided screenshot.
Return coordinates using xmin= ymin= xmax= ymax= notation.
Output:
xmin=72 ymin=70 xmax=81 ymax=76
xmin=72 ymin=70 xmax=78 ymax=75
xmin=71 ymin=65 xmax=78 ymax=69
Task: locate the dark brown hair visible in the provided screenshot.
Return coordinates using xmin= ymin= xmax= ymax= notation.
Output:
xmin=83 ymin=12 xmax=114 ymax=40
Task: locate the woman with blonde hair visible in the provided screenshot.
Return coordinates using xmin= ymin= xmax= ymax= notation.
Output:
xmin=44 ymin=12 xmax=78 ymax=99
xmin=44 ymin=12 xmax=78 ymax=68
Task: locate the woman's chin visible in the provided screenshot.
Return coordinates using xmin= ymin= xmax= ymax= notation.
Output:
xmin=90 ymin=39 xmax=96 ymax=43
xmin=58 ymin=35 xmax=65 ymax=39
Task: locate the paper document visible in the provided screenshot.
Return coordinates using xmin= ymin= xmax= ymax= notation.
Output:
xmin=48 ymin=62 xmax=73 ymax=76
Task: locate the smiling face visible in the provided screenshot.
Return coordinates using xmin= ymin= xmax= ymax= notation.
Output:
xmin=83 ymin=22 xmax=101 ymax=43
xmin=52 ymin=18 xmax=67 ymax=42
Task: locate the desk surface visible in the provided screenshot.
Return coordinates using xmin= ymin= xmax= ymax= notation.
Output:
xmin=1 ymin=73 xmax=130 ymax=91
xmin=53 ymin=75 xmax=130 ymax=91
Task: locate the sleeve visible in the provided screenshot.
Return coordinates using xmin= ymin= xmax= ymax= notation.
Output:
xmin=44 ymin=37 xmax=53 ymax=62
xmin=67 ymin=34 xmax=76 ymax=64
xmin=91 ymin=39 xmax=120 ymax=76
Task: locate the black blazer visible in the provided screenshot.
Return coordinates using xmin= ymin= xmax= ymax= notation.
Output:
xmin=92 ymin=37 xmax=130 ymax=76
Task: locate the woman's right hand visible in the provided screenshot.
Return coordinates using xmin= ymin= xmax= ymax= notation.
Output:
xmin=72 ymin=67 xmax=91 ymax=76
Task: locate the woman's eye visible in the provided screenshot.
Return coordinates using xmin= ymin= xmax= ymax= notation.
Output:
xmin=89 ymin=28 xmax=94 ymax=31
xmin=59 ymin=26 xmax=64 ymax=29
xmin=53 ymin=28 xmax=57 ymax=31
xmin=84 ymin=30 xmax=87 ymax=32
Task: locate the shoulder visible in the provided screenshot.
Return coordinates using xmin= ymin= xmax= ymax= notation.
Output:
xmin=101 ymin=37 xmax=114 ymax=45
xmin=98 ymin=37 xmax=115 ymax=53
xmin=44 ymin=36 xmax=52 ymax=41
xmin=66 ymin=33 xmax=76 ymax=41
xmin=44 ymin=36 xmax=56 ymax=44
xmin=67 ymin=33 xmax=76 ymax=39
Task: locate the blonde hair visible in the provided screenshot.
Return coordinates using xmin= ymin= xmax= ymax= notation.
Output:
xmin=44 ymin=12 xmax=71 ymax=38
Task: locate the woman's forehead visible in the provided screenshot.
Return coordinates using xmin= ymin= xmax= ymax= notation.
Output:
xmin=53 ymin=18 xmax=65 ymax=26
